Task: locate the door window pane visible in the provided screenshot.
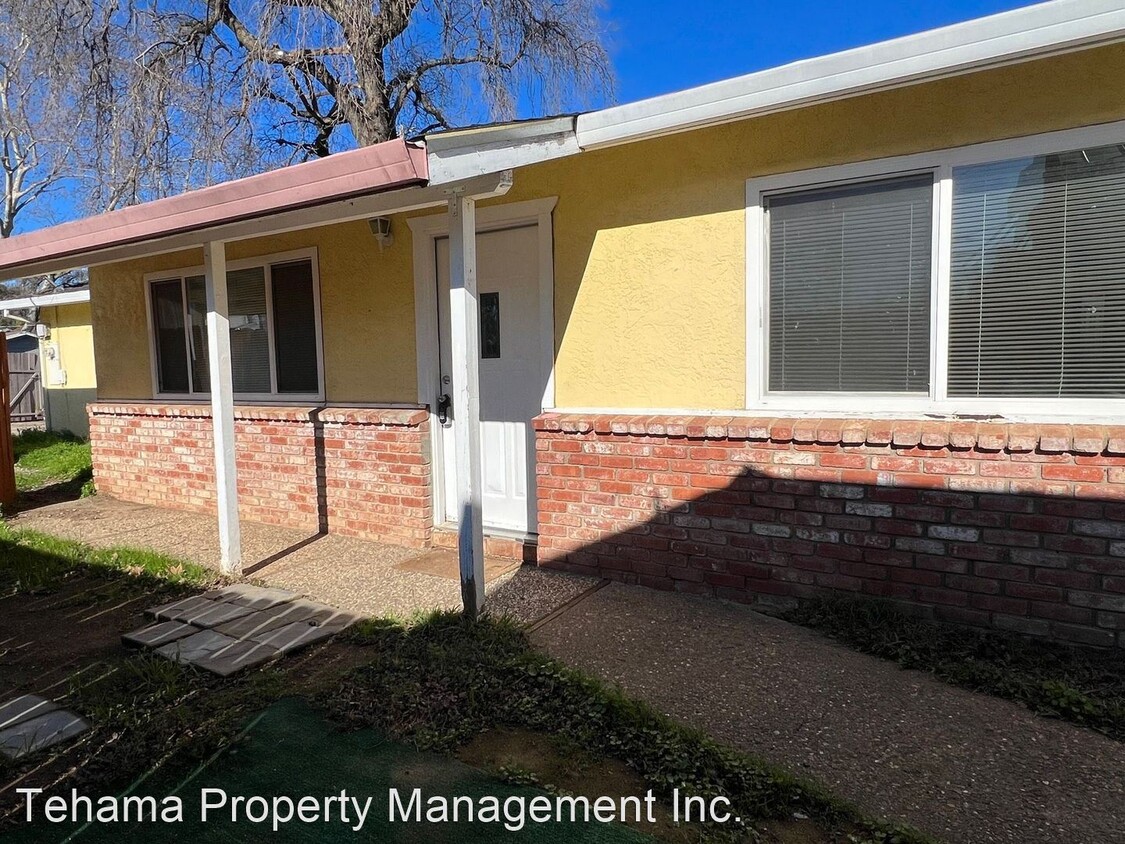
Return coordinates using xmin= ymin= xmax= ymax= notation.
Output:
xmin=480 ymin=291 xmax=501 ymax=359
xmin=767 ymin=175 xmax=933 ymax=393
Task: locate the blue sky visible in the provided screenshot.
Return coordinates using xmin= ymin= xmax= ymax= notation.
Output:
xmin=607 ymin=0 xmax=1034 ymax=103
xmin=14 ymin=0 xmax=1038 ymax=238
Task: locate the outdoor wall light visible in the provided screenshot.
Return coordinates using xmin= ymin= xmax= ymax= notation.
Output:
xmin=368 ymin=217 xmax=394 ymax=249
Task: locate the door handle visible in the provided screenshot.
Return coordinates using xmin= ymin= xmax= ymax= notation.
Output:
xmin=437 ymin=393 xmax=451 ymax=425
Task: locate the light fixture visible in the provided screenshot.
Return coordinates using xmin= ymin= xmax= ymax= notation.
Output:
xmin=368 ymin=217 xmax=394 ymax=249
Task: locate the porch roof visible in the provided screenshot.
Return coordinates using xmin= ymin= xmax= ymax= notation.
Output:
xmin=0 ymin=138 xmax=427 ymax=282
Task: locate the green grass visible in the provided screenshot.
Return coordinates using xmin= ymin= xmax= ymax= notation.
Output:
xmin=11 ymin=429 xmax=92 ymax=492
xmin=0 ymin=521 xmax=214 ymax=592
xmin=783 ymin=597 xmax=1125 ymax=741
xmin=330 ymin=613 xmax=935 ymax=844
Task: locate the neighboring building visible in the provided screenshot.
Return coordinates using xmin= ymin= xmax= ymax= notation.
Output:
xmin=1 ymin=0 xmax=1125 ymax=646
xmin=2 ymin=289 xmax=96 ymax=435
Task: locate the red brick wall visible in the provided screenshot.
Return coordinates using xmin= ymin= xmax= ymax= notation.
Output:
xmin=89 ymin=403 xmax=431 ymax=547
xmin=535 ymin=413 xmax=1125 ymax=648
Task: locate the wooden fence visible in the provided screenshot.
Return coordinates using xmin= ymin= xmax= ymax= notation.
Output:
xmin=0 ymin=334 xmax=17 ymax=505
xmin=6 ymin=346 xmax=42 ymax=421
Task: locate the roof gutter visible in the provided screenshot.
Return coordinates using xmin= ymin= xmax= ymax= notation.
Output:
xmin=576 ymin=0 xmax=1125 ymax=150
xmin=0 ymin=288 xmax=90 ymax=311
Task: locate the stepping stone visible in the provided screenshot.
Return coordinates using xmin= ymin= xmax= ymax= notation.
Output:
xmin=122 ymin=621 xmax=197 ymax=649
xmin=156 ymin=629 xmax=237 ymax=664
xmin=0 ymin=710 xmax=89 ymax=760
xmin=0 ymin=695 xmax=59 ymax=731
xmin=191 ymin=640 xmax=283 ymax=677
xmin=213 ymin=599 xmax=347 ymax=640
xmin=204 ymin=584 xmax=299 ymax=611
xmin=247 ymin=617 xmax=353 ymax=654
xmin=148 ymin=595 xmax=214 ymax=621
xmin=175 ymin=601 xmax=255 ymax=629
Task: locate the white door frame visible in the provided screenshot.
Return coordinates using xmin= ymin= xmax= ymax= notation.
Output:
xmin=408 ymin=196 xmax=558 ymax=536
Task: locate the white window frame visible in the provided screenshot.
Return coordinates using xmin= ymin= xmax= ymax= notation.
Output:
xmin=144 ymin=247 xmax=325 ymax=403
xmin=746 ymin=118 xmax=1125 ymax=420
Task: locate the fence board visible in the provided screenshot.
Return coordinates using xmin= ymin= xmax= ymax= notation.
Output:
xmin=0 ymin=335 xmax=17 ymax=506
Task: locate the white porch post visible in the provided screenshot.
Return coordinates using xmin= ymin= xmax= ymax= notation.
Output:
xmin=203 ymin=240 xmax=242 ymax=575
xmin=447 ymin=193 xmax=486 ymax=617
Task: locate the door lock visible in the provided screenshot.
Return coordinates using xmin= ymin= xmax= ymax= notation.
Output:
xmin=437 ymin=393 xmax=452 ymax=425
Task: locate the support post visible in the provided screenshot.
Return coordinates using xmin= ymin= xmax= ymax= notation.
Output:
xmin=204 ymin=240 xmax=242 ymax=575
xmin=447 ymin=193 xmax=486 ymax=618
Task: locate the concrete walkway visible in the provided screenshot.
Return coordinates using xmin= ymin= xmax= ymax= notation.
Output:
xmin=532 ymin=583 xmax=1125 ymax=844
xmin=12 ymin=497 xmax=597 ymax=625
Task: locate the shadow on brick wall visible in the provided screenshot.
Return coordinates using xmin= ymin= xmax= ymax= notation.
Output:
xmin=533 ymin=417 xmax=1125 ymax=649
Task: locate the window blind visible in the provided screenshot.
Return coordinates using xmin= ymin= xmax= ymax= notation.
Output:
xmin=948 ymin=143 xmax=1125 ymax=398
xmin=270 ymin=260 xmax=319 ymax=393
xmin=227 ymin=266 xmax=271 ymax=394
xmin=767 ymin=175 xmax=933 ymax=393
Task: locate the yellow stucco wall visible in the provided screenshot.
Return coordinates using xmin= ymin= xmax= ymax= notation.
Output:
xmin=90 ymin=43 xmax=1125 ymax=409
xmin=91 ymin=219 xmax=420 ymax=403
xmin=41 ymin=302 xmax=97 ymax=390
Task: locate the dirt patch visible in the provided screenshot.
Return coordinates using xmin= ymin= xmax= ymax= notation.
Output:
xmin=0 ymin=573 xmax=177 ymax=696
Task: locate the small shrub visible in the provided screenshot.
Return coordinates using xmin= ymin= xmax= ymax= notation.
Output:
xmin=784 ymin=597 xmax=1125 ymax=741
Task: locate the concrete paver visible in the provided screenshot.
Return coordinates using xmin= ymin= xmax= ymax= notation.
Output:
xmin=191 ymin=640 xmax=282 ymax=677
xmin=156 ymin=629 xmax=238 ymax=664
xmin=532 ymin=583 xmax=1125 ymax=844
xmin=0 ymin=695 xmax=59 ymax=731
xmin=121 ymin=621 xmax=196 ymax=649
xmin=0 ymin=708 xmax=88 ymax=760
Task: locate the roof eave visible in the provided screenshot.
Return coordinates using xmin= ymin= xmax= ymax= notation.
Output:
xmin=576 ymin=0 xmax=1125 ymax=149
xmin=0 ymin=138 xmax=428 ymax=281
xmin=0 ymin=288 xmax=91 ymax=311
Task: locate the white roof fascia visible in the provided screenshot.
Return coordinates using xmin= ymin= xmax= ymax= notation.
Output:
xmin=0 ymin=288 xmax=91 ymax=311
xmin=425 ymin=116 xmax=579 ymax=184
xmin=576 ymin=0 xmax=1125 ymax=149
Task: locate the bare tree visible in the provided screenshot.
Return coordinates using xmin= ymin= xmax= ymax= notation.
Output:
xmin=148 ymin=0 xmax=612 ymax=158
xmin=0 ymin=0 xmax=269 ymax=243
xmin=0 ymin=1 xmax=84 ymax=238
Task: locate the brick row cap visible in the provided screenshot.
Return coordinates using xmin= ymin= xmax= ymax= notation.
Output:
xmin=89 ymin=402 xmax=428 ymax=427
xmin=533 ymin=413 xmax=1125 ymax=455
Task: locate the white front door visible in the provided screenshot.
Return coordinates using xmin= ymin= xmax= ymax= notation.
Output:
xmin=436 ymin=225 xmax=543 ymax=534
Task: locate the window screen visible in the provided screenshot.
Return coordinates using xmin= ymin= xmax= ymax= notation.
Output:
xmin=271 ymin=260 xmax=319 ymax=393
xmin=948 ymin=142 xmax=1125 ymax=397
xmin=151 ymin=279 xmax=189 ymax=393
xmin=767 ymin=175 xmax=933 ymax=393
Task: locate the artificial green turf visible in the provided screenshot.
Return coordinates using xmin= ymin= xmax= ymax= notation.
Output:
xmin=13 ymin=698 xmax=650 ymax=843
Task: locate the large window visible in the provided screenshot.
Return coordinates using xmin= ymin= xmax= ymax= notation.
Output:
xmin=148 ymin=252 xmax=322 ymax=399
xmin=948 ymin=146 xmax=1125 ymax=398
xmin=747 ymin=125 xmax=1125 ymax=415
xmin=767 ymin=175 xmax=933 ymax=393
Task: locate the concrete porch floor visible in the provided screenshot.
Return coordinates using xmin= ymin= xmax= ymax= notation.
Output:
xmin=11 ymin=497 xmax=598 ymax=625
